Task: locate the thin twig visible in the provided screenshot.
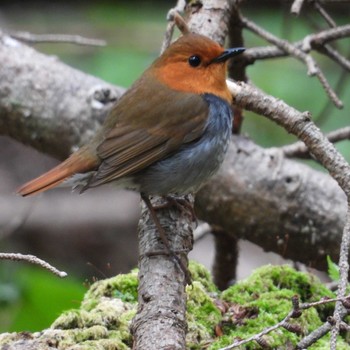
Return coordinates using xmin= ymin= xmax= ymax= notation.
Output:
xmin=219 ymin=307 xmax=298 ymax=349
xmin=240 ymin=16 xmax=318 ymax=74
xmin=0 ymin=253 xmax=67 ymax=277
xmin=160 ymin=1 xmax=188 ymax=54
xmin=291 ymin=0 xmax=305 ymax=16
xmin=297 ymin=322 xmax=332 ymax=349
xmin=301 ymin=24 xmax=350 ymax=51
xmin=282 ymin=126 xmax=350 ymax=158
xmin=313 ymin=0 xmax=337 ymax=28
xmin=297 ymin=303 xmax=349 ymax=348
xmin=243 ymin=22 xmax=350 ymax=72
xmin=240 ymin=16 xmax=343 ymax=108
xmin=300 ymin=295 xmax=350 ymax=309
xmin=245 ymin=41 xmax=350 ymax=73
xmin=8 ymin=31 xmax=106 ymax=47
xmin=320 ymin=44 xmax=350 ymax=72
xmin=330 ymin=207 xmax=350 ymax=349
xmin=219 ymin=294 xmax=350 ymax=349
xmin=161 ymin=13 xmax=177 ymax=54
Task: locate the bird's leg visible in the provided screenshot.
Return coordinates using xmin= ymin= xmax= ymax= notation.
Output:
xmin=141 ymin=194 xmax=192 ymax=284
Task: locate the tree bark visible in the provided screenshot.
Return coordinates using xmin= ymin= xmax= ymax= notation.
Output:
xmin=0 ymin=31 xmax=124 ymax=160
xmin=131 ymin=197 xmax=193 ymax=350
xmin=196 ymin=136 xmax=346 ymax=271
xmin=0 ymin=31 xmax=346 ymax=271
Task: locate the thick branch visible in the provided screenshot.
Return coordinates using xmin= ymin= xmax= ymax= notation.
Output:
xmin=185 ymin=0 xmax=232 ymax=46
xmin=196 ymin=136 xmax=346 ymax=270
xmin=227 ymin=80 xmax=350 ymax=196
xmin=0 ymin=30 xmax=346 ymax=271
xmin=131 ymin=197 xmax=193 ymax=350
xmin=0 ymin=32 xmax=124 ymax=160
xmin=7 ymin=31 xmax=106 ymax=47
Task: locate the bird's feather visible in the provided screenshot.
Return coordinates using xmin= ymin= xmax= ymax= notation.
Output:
xmin=87 ymin=75 xmax=209 ymax=187
xmin=17 ymin=148 xmax=99 ymax=196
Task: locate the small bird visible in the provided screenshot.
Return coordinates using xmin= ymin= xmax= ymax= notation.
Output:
xmin=17 ymin=34 xmax=244 ymax=198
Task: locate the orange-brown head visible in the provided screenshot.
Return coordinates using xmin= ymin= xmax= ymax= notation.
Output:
xmin=150 ymin=34 xmax=244 ymax=103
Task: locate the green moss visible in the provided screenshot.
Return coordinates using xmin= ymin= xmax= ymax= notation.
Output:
xmin=1 ymin=264 xmax=348 ymax=349
xmin=214 ymin=265 xmax=344 ymax=350
xmin=50 ymin=273 xmax=137 ymax=349
xmin=84 ymin=270 xmax=139 ymax=307
xmin=186 ymin=281 xmax=221 ymax=349
xmin=188 ymin=261 xmax=219 ymax=294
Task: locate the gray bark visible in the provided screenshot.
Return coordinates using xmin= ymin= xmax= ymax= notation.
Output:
xmin=131 ymin=197 xmax=193 ymax=350
xmin=0 ymin=31 xmax=124 ymax=160
xmin=0 ymin=31 xmax=346 ymax=271
xmin=196 ymin=136 xmax=346 ymax=271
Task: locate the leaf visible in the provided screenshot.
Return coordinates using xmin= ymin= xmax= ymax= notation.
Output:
xmin=327 ymin=255 xmax=340 ymax=282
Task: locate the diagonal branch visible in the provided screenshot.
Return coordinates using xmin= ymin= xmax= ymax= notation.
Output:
xmin=313 ymin=0 xmax=337 ymax=28
xmin=282 ymin=126 xmax=350 ymax=159
xmin=227 ymin=79 xmax=350 ymax=350
xmin=227 ymin=80 xmax=350 ymax=194
xmin=291 ymin=0 xmax=306 ymax=16
xmin=7 ymin=30 xmax=106 ymax=47
xmin=0 ymin=253 xmax=67 ymax=277
xmin=301 ymin=24 xmax=350 ymax=51
xmin=240 ymin=16 xmax=343 ymax=108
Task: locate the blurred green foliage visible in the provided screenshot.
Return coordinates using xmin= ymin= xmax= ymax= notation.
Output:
xmin=0 ymin=265 xmax=86 ymax=332
xmin=1 ymin=0 xmax=349 ymax=333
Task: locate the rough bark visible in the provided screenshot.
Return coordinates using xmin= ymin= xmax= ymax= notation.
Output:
xmin=196 ymin=136 xmax=347 ymax=271
xmin=1 ymin=0 xmax=350 ymax=348
xmin=130 ymin=197 xmax=193 ymax=350
xmin=0 ymin=31 xmax=124 ymax=160
xmin=185 ymin=0 xmax=232 ymax=46
xmin=0 ymin=31 xmax=346 ymax=270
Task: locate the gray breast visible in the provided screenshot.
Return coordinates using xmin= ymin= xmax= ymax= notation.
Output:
xmin=135 ymin=94 xmax=233 ymax=195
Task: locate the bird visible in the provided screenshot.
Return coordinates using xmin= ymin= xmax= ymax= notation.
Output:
xmin=17 ymin=34 xmax=244 ymax=199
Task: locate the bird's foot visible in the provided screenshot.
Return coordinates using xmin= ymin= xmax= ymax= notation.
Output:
xmin=142 ymin=194 xmax=192 ymax=285
xmin=153 ymin=195 xmax=197 ymax=223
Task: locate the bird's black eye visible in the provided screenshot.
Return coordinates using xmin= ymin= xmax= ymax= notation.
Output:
xmin=188 ymin=55 xmax=201 ymax=67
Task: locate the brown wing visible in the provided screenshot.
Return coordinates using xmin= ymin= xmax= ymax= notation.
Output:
xmin=88 ymin=76 xmax=209 ymax=187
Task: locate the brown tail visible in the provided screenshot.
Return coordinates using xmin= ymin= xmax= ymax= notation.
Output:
xmin=17 ymin=149 xmax=99 ymax=197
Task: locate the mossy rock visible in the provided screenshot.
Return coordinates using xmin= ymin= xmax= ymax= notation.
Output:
xmin=0 ymin=263 xmax=347 ymax=349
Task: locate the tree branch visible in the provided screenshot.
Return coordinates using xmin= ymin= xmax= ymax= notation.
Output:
xmin=227 ymin=80 xmax=350 ymax=195
xmin=130 ymin=197 xmax=193 ymax=350
xmin=291 ymin=0 xmax=305 ymax=16
xmin=0 ymin=32 xmax=124 ymax=160
xmin=240 ymin=16 xmax=343 ymax=107
xmin=0 ymin=252 xmax=67 ymax=277
xmin=7 ymin=30 xmax=106 ymax=47
xmin=195 ymin=135 xmax=347 ymax=270
xmin=312 ymin=0 xmax=337 ymax=28
xmin=282 ymin=126 xmax=350 ymax=159
xmin=0 ymin=29 xmax=347 ymax=272
xmin=226 ymin=79 xmax=350 ymax=349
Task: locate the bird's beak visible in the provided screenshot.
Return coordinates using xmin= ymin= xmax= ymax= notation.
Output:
xmin=210 ymin=47 xmax=245 ymax=64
